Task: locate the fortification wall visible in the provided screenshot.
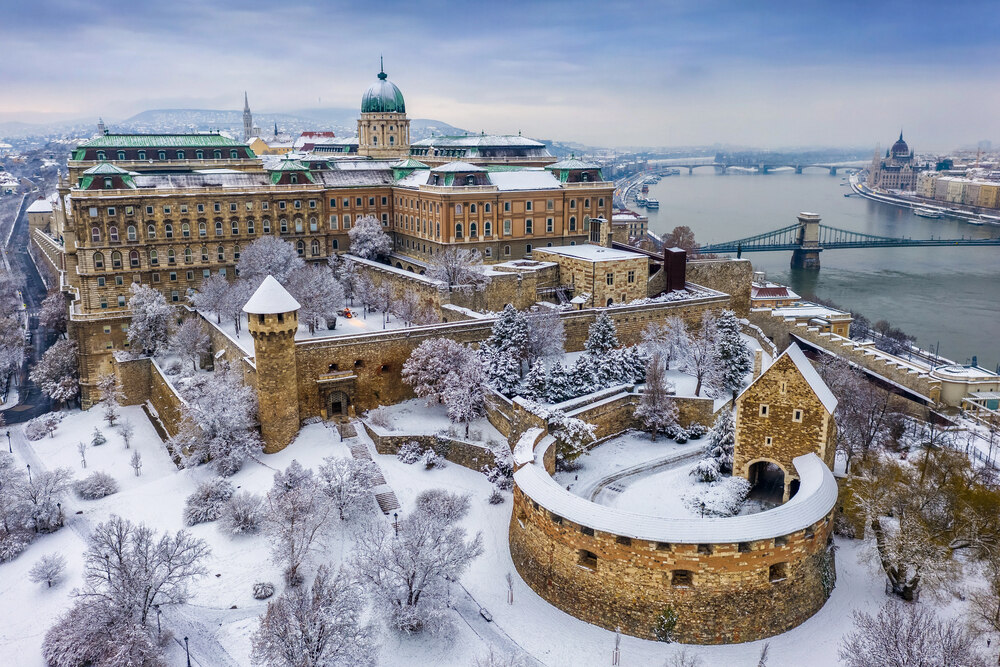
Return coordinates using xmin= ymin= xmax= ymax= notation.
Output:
xmin=361 ymin=423 xmax=497 ymax=472
xmin=509 ymin=485 xmax=835 ymax=643
xmin=112 ymin=356 xmax=187 ymax=437
xmin=686 ymin=258 xmax=753 ymax=317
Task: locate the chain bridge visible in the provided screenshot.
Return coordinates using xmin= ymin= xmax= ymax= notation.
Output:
xmin=697 ymin=213 xmax=1000 ymax=269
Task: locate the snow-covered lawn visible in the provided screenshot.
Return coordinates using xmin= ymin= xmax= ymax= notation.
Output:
xmin=0 ymin=405 xmax=971 ymax=666
xmin=368 ymin=398 xmax=507 ymax=445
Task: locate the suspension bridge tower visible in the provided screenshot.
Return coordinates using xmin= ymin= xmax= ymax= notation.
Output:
xmin=791 ymin=212 xmax=822 ymax=270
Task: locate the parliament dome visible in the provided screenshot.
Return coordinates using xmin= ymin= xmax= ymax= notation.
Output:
xmin=890 ymin=131 xmax=910 ymax=157
xmin=361 ymin=66 xmax=405 ymax=114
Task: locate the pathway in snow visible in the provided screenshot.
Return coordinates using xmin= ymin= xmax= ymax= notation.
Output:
xmin=160 ymin=604 xmax=251 ymax=667
xmin=585 ymin=442 xmax=703 ymax=504
xmin=345 ymin=422 xmax=400 ymax=513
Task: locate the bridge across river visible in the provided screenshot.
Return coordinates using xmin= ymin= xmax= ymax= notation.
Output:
xmin=648 ymin=157 xmax=868 ymax=175
xmin=698 ymin=212 xmax=1000 ymax=269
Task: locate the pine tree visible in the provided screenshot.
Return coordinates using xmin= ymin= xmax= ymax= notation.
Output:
xmin=481 ymin=345 xmax=522 ymax=397
xmin=569 ymin=355 xmax=599 ymax=396
xmin=705 ymin=409 xmax=736 ymax=474
xmin=714 ymin=309 xmax=753 ymax=400
xmin=585 ymin=312 xmax=620 ymax=355
xmin=486 ymin=305 xmax=529 ymax=363
xmin=545 ymin=361 xmax=574 ymax=403
xmin=519 ymin=362 xmax=549 ymax=400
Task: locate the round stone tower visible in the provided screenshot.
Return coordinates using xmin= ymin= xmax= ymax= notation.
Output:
xmin=244 ymin=275 xmax=301 ymax=453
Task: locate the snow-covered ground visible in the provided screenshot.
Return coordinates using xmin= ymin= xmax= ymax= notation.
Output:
xmin=367 ymin=398 xmax=506 ymax=445
xmin=1 ymin=405 xmax=970 ymax=667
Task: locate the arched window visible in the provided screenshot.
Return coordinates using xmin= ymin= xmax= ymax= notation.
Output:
xmin=372 ymin=136 xmax=378 ymax=146
xmin=231 ymin=220 xmax=239 ymax=235
xmin=332 ymin=239 xmax=339 ymax=250
xmin=117 ymin=151 xmax=125 ymax=160
xmin=217 ymin=246 xmax=225 ymax=261
xmin=310 ymin=239 xmax=320 ymax=256
xmin=181 ymin=222 xmax=190 ymax=238
xmin=465 ymin=175 xmax=476 ymax=185
xmin=470 ymin=204 xmax=477 ymax=213
xmin=455 ymin=223 xmax=463 ymax=239
xmin=195 ymin=150 xmax=204 ymax=159
xmin=569 ymin=216 xmax=577 ymax=231
xmin=581 ymin=172 xmax=590 ymax=182
xmin=158 ymin=150 xmax=166 ymax=160
xmin=263 ymin=218 xmax=271 ymax=233
xmin=199 ymin=222 xmax=207 ymax=237
xmin=176 ymin=151 xmax=185 ymax=160
xmin=129 ymin=250 xmax=140 ymax=268
xmin=201 ymin=246 xmax=208 ymax=262
xmin=214 ymin=150 xmax=222 ymax=159
xmin=280 ymin=218 xmax=288 ymax=233
xmin=149 ymin=249 xmax=158 ymax=265
xmin=93 ymin=252 xmax=105 ymax=269
xmin=484 ymin=221 xmax=492 ymax=237
xmin=184 ymin=247 xmax=192 ymax=263
xmin=166 ymin=248 xmax=176 ymax=264
xmin=295 ymin=218 xmax=303 ymax=233
xmin=455 ymin=203 xmax=462 ymax=215
xmin=147 ymin=224 xmax=156 ymax=239
xmin=111 ymin=251 xmax=122 ymax=269
xmin=215 ymin=221 xmax=223 ymax=236
xmin=165 ymin=224 xmax=173 ymax=239
xmin=127 ymin=225 xmax=136 ymax=241
xmin=290 ymin=175 xmax=298 ymax=184
xmin=108 ymin=226 xmax=119 ymax=242
xmin=91 ymin=227 xmax=101 ymax=243
xmin=485 ymin=203 xmax=491 ymax=213
xmin=585 ymin=198 xmax=591 ymax=208
xmin=230 ymin=150 xmax=238 ymax=159
xmin=296 ymin=240 xmax=305 ymax=256
xmin=96 ymin=151 xmax=106 ymax=160
xmin=309 ymin=217 xmax=317 ymax=232
xmin=389 ymin=136 xmax=395 ymax=145
xmin=233 ymin=245 xmax=241 ymax=260
xmin=469 ymin=222 xmax=477 ymax=238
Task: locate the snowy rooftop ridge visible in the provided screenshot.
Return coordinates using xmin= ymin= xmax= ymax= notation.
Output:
xmin=243 ymin=275 xmax=301 ymax=314
xmin=515 ymin=451 xmax=837 ymax=543
xmin=784 ymin=344 xmax=838 ymax=413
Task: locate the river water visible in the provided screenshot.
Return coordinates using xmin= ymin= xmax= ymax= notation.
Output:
xmin=641 ymin=171 xmax=1000 ymax=369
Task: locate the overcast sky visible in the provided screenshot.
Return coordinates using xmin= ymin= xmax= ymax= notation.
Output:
xmin=3 ymin=0 xmax=998 ymax=150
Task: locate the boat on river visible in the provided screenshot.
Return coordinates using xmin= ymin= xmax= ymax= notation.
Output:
xmin=913 ymin=208 xmax=942 ymax=219
xmin=645 ymin=198 xmax=659 ymax=209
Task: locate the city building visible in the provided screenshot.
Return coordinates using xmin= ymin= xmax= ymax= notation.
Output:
xmin=868 ymin=132 xmax=922 ymax=191
xmin=611 ymin=208 xmax=648 ymax=242
xmin=750 ymin=272 xmax=800 ymax=309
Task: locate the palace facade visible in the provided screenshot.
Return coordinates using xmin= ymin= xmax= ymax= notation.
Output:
xmin=34 ymin=66 xmax=616 ymax=406
xmin=867 ymin=132 xmax=921 ymax=191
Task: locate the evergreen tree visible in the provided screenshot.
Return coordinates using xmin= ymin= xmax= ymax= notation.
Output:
xmin=705 ymin=409 xmax=736 ymax=474
xmin=487 ymin=305 xmax=529 ymax=361
xmin=545 ymin=361 xmax=574 ymax=403
xmin=569 ymin=355 xmax=599 ymax=396
xmin=481 ymin=345 xmax=522 ymax=397
xmin=519 ymin=362 xmax=549 ymax=401
xmin=585 ymin=312 xmax=620 ymax=356
xmin=714 ymin=309 xmax=754 ymax=400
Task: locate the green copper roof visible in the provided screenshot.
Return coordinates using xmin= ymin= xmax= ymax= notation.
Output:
xmin=545 ymin=157 xmax=600 ymax=171
xmin=269 ymin=159 xmax=310 ymax=172
xmin=78 ymin=133 xmax=247 ymax=148
xmin=361 ymin=66 xmax=406 ymax=114
xmin=393 ymin=158 xmax=429 ymax=169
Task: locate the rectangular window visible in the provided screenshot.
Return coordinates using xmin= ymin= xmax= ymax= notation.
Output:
xmin=546 ymin=218 xmax=553 ymax=233
xmin=765 ymin=436 xmax=773 ymax=446
xmin=343 ymin=214 xmax=351 ymax=227
xmin=503 ymin=219 xmax=512 ymax=235
xmin=504 ymin=201 xmax=511 ymax=212
xmin=197 ymin=204 xmax=205 ymax=213
xmin=107 ymin=207 xmax=116 ymax=216
xmin=547 ymin=199 xmax=554 ymax=210
xmin=245 ymin=201 xmax=253 ymax=211
xmin=580 ymin=526 xmax=594 ymax=536
xmin=247 ymin=220 xmax=255 ymax=234
xmin=171 ymin=291 xmax=179 ymax=302
xmin=180 ymin=204 xmax=188 ymax=213
xmin=381 ymin=196 xmax=387 ymax=205
xmin=330 ymin=198 xmax=337 ymax=208
xmin=294 ymin=200 xmax=301 ymax=209
xmin=627 ymin=270 xmax=635 ymax=283
xmin=329 ymin=215 xmax=338 ymax=230
xmin=525 ymin=219 xmax=533 ymax=234
xmin=117 ymin=295 xmax=126 ymax=307
xmin=343 ymin=198 xmax=350 ymax=208
xmin=368 ymin=197 xmax=375 ymax=206
xmin=100 ymin=297 xmax=108 ymax=309
xmin=115 ymin=275 xmax=123 ymax=286
xmin=760 ymin=404 xmax=769 ymax=417
xmin=230 ymin=203 xmax=237 ymax=212
xmin=606 ymin=272 xmax=614 ymax=285
xmin=356 ymin=197 xmax=362 ymax=207
xmin=103 ymin=325 xmax=111 ymax=334
xmin=214 ymin=203 xmax=221 ymax=212
xmin=309 ymin=200 xmax=316 ymax=209
xmin=525 ymin=201 xmax=533 ymax=211
xmin=97 ymin=277 xmax=106 ymax=287
xmin=671 ymin=570 xmax=692 ymax=586
xmin=186 ymin=270 xmax=194 ymax=280
xmin=169 ymin=272 xmax=177 ymax=282
xmin=151 ymin=273 xmax=160 ymax=283
xmin=793 ymin=409 xmax=804 ymax=423
xmin=262 ymin=202 xmax=269 ymax=210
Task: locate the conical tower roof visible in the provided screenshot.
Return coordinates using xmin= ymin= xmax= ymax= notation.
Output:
xmin=243 ymin=275 xmax=300 ymax=314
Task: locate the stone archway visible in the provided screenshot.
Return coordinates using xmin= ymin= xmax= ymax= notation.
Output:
xmin=747 ymin=459 xmax=786 ymax=505
xmin=327 ymin=391 xmax=350 ymax=419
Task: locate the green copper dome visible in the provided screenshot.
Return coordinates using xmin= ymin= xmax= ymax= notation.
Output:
xmin=361 ymin=65 xmax=405 ymax=114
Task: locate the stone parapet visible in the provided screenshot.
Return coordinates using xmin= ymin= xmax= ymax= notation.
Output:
xmin=361 ymin=422 xmax=497 ymax=472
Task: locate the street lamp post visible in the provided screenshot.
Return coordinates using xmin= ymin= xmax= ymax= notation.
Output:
xmin=57 ymin=502 xmax=62 ymax=527
xmin=5 ymin=430 xmax=10 ymax=453
xmin=393 ymin=512 xmax=398 ymax=536
xmin=26 ymin=463 xmax=30 ymax=484
xmin=154 ymin=604 xmax=161 ymax=636
xmin=184 ymin=636 xmax=192 ymax=667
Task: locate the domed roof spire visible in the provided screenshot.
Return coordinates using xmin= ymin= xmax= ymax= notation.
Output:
xmin=362 ymin=61 xmax=405 ymax=113
xmin=378 ymin=55 xmax=387 ymax=80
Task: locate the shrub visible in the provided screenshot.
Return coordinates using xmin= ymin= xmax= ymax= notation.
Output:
xmin=24 ymin=413 xmax=64 ymax=441
xmin=29 ymin=553 xmax=67 ymax=588
xmin=73 ymin=471 xmax=120 ymax=499
xmin=487 ymin=488 xmax=505 ymax=505
xmin=367 ymin=405 xmax=392 ymax=430
xmin=164 ymin=360 xmax=182 ymax=376
xmin=252 ymin=581 xmax=275 ymax=600
xmin=415 ymin=489 xmax=470 ymax=523
xmin=220 ymin=491 xmax=264 ymax=535
xmin=91 ymin=427 xmax=107 ymax=447
xmin=421 ymin=449 xmax=445 ymax=470
xmin=686 ymin=423 xmax=707 ymax=439
xmin=690 ymin=458 xmax=720 ymax=483
xmin=0 ymin=531 xmax=32 ymax=563
xmin=683 ymin=476 xmax=751 ymax=517
xmin=183 ymin=477 xmax=235 ymax=525
xmin=674 ymin=428 xmax=689 ymax=444
xmin=653 ymin=606 xmax=678 ymax=642
xmin=396 ymin=440 xmax=423 ymax=464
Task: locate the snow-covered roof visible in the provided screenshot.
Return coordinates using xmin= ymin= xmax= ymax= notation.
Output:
xmin=742 ymin=344 xmax=837 ymax=413
xmin=26 ymin=199 xmax=53 ymax=213
xmin=515 ymin=451 xmax=837 ymax=543
xmin=513 ymin=428 xmax=545 ymax=466
xmin=488 ymin=169 xmax=562 ymax=191
xmin=533 ymin=244 xmax=646 ymax=262
xmin=242 ymin=275 xmax=301 ymax=314
xmin=411 ymin=134 xmax=546 ymax=148
xmin=432 ymin=161 xmax=486 ymax=173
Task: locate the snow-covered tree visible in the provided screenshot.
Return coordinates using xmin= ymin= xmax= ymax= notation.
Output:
xmin=222 ymin=279 xmax=256 ymax=335
xmin=485 ymin=304 xmax=529 ymax=363
xmin=171 ymin=318 xmax=209 ymax=371
xmin=443 ymin=356 xmax=487 ymax=437
xmin=839 ymin=601 xmax=987 ymax=667
xmin=191 ymin=272 xmax=230 ymax=323
xmin=713 ymin=310 xmax=753 ymax=400
xmin=544 ymin=361 xmax=574 ymax=403
xmin=328 ymin=253 xmax=358 ymax=304
xmin=77 ymin=441 xmax=87 ymax=468
xmin=402 ymin=338 xmax=473 ymax=404
xmin=634 ymin=352 xmax=678 ymax=441
xmin=317 ymin=456 xmax=379 ymax=521
xmin=21 ymin=467 xmax=72 ymax=533
xmin=177 ymin=364 xmax=261 ymax=476
xmin=681 ymin=311 xmax=719 ymax=397
xmin=481 ymin=344 xmax=523 ymax=397
xmin=30 ymin=339 xmax=79 ymax=406
xmin=414 ymin=489 xmax=471 ymax=525
xmin=119 ymin=418 xmax=135 ymax=449
xmin=91 ymin=426 xmax=107 ymax=446
xmin=264 ymin=461 xmax=334 ymax=586
xmin=288 ymin=265 xmax=345 ymax=333
xmin=237 ymin=236 xmax=304 ymax=285
xmin=705 ymin=409 xmax=735 ymax=474
xmin=42 ymin=598 xmax=161 ymax=667
xmin=96 ymin=373 xmax=122 ymax=427
xmin=29 ymin=552 xmax=67 ymax=588
xmin=545 ymin=409 xmax=597 ymax=469
xmin=73 ymin=471 xmax=119 ymax=499
xmin=126 ymin=283 xmax=171 ymax=356
xmin=24 ymin=412 xmax=64 ymax=440
xmin=39 ymin=290 xmax=67 ymax=335
xmin=352 ymin=507 xmax=483 ymax=634
xmin=525 ymin=308 xmax=565 ymax=365
xmin=348 ymin=215 xmax=392 ymax=259
xmin=473 ymin=646 xmax=531 ymax=667
xmin=183 ymin=477 xmax=235 ymax=525
xmin=251 ymin=564 xmax=378 ymax=667
xmin=428 ymin=247 xmax=492 ymax=294
xmin=220 ymin=491 xmax=264 ymax=535
xmin=390 ymin=291 xmax=436 ymax=326
xmin=518 ymin=362 xmax=549 ymax=401
xmin=130 ymin=449 xmax=142 ymax=477
xmin=0 ymin=314 xmax=25 ymax=389
xmin=585 ymin=312 xmax=620 ymax=356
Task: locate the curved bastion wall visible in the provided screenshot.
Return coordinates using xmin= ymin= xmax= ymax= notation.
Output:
xmin=509 ymin=435 xmax=839 ymax=644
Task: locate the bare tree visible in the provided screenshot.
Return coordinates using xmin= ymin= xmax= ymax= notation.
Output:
xmin=222 ymin=279 xmax=256 ymax=335
xmin=191 ymin=273 xmax=230 ymax=323
xmin=97 ymin=373 xmax=122 ymax=427
xmin=263 ymin=461 xmax=334 ymax=586
xmin=130 ymin=450 xmax=142 ymax=477
xmin=634 ymin=352 xmax=678 ymax=441
xmin=317 ymin=456 xmax=379 ymax=521
xmin=236 ymin=236 xmax=304 ymax=285
xmin=119 ymin=419 xmax=135 ymax=449
xmin=251 ymin=564 xmax=377 ymax=667
xmin=681 ymin=311 xmax=719 ymax=397
xmin=525 ymin=308 xmax=566 ymax=365
xmin=29 ymin=552 xmax=67 ymax=588
xmin=77 ymin=441 xmax=87 ymax=469
xmin=428 ymin=247 xmax=491 ymax=294
xmin=288 ymin=265 xmax=345 ymax=333
xmin=171 ymin=318 xmax=209 ymax=371
xmin=839 ymin=601 xmax=987 ymax=667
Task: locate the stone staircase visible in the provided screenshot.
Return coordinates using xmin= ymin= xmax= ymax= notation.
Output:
xmin=344 ymin=422 xmax=400 ymax=515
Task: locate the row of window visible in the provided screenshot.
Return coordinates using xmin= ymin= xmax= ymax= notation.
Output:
xmin=396 ymin=215 xmax=585 ymax=240
xmin=605 ymin=271 xmax=637 ymax=286
xmin=758 ymin=404 xmax=805 ymax=422
xmin=89 ymin=195 xmax=388 ymax=219
xmin=93 ymin=149 xmax=243 ymax=161
xmin=396 ymin=198 xmax=605 ymax=215
xmin=92 ymin=238 xmax=328 ymax=270
xmin=88 ymin=215 xmax=361 ymax=244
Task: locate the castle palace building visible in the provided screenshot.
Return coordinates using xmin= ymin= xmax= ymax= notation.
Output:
xmin=39 ymin=65 xmax=614 ymax=407
xmin=867 ymin=132 xmax=922 ymax=191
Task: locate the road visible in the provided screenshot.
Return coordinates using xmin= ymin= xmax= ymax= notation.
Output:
xmin=2 ymin=188 xmax=54 ymax=424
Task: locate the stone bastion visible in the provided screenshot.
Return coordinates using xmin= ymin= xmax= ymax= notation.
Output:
xmin=508 ymin=430 xmax=839 ymax=644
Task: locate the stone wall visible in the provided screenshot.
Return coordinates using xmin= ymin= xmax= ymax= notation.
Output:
xmin=114 ymin=356 xmax=188 ymax=438
xmin=361 ymin=423 xmax=497 ymax=472
xmin=686 ymin=258 xmax=753 ymax=317
xmin=509 ymin=484 xmax=836 ymax=644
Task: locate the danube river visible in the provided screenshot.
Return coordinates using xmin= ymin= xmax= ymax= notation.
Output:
xmin=641 ymin=170 xmax=1000 ymax=369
